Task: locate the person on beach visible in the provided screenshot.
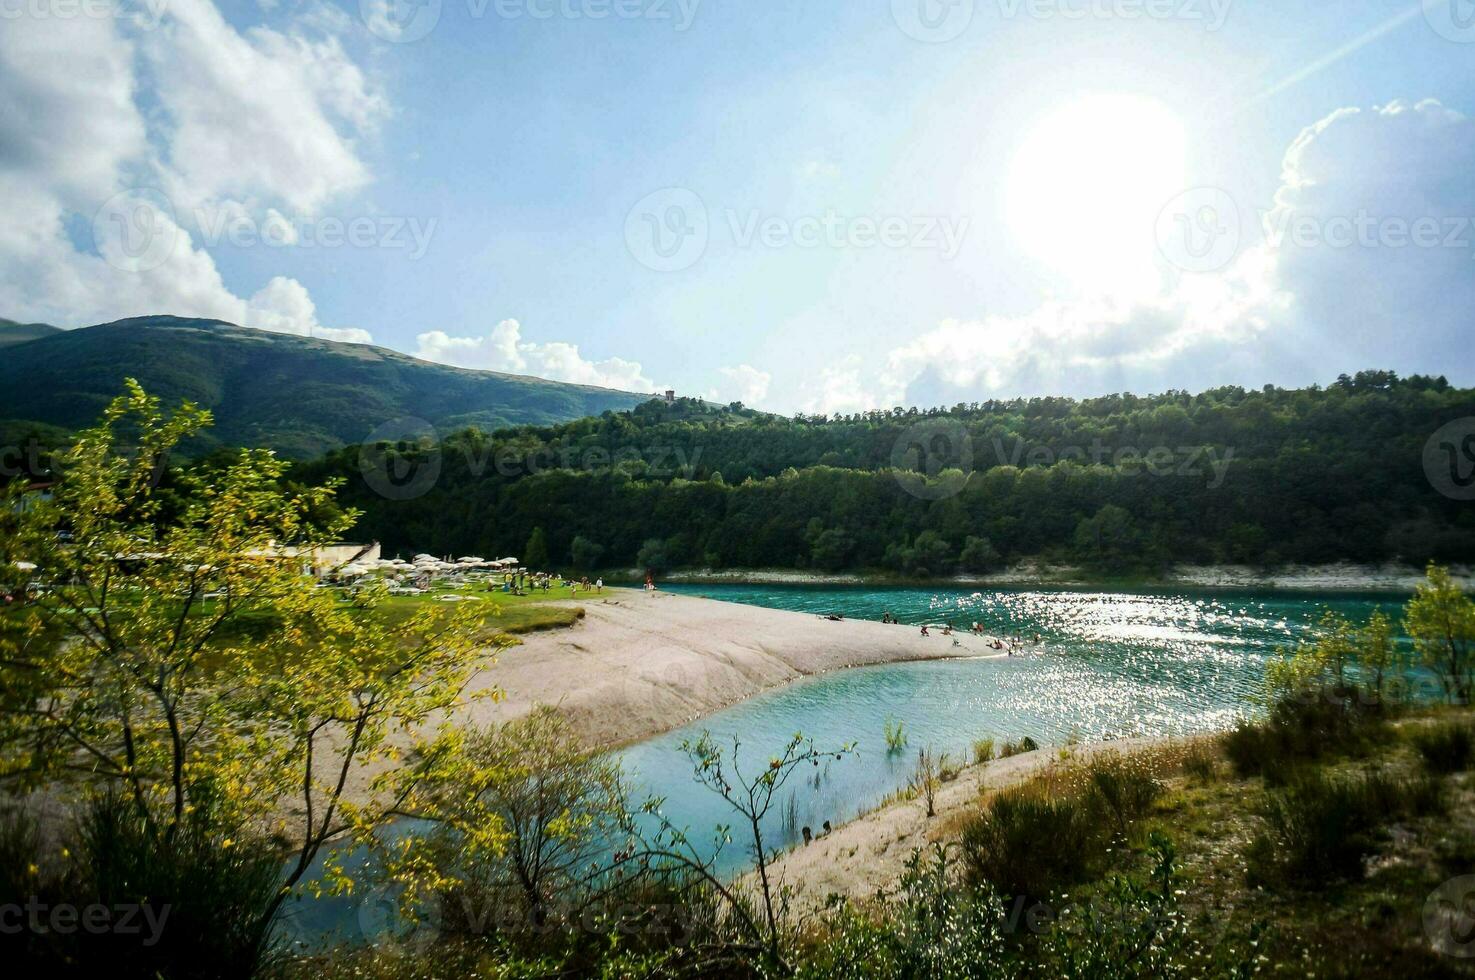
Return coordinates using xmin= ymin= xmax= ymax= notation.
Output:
xmin=596 ymin=578 xmax=603 ymax=593
xmin=920 ymin=625 xmax=930 ymax=637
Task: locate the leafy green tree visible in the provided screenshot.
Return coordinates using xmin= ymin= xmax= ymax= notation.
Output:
xmin=415 ymin=707 xmax=625 ymax=933
xmin=0 ymin=381 xmax=502 ymax=954
xmin=810 ymin=528 xmax=854 ymax=572
xmin=1356 ymin=609 xmax=1399 ymax=695
xmin=959 ymin=535 xmax=1002 ymax=573
xmin=1406 ymin=563 xmax=1475 ymax=703
xmin=1073 ymin=505 xmax=1141 ymax=569
xmin=524 ymin=526 xmax=550 ymax=571
xmin=569 ymin=535 xmax=605 ymax=571
xmin=910 ymin=531 xmax=954 ymax=576
xmin=637 ymin=537 xmax=671 ymax=574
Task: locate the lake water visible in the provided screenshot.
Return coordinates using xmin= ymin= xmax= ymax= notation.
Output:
xmin=287 ymin=583 xmax=1407 ymax=943
xmin=618 ymin=584 xmax=1405 ymax=874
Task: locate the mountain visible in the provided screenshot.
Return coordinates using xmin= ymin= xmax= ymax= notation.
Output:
xmin=0 ymin=318 xmax=62 ymax=348
xmin=0 ymin=316 xmax=653 ymax=458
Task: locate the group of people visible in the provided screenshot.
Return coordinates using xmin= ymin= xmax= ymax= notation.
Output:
xmin=896 ymin=614 xmax=1043 ymax=656
xmin=492 ymin=572 xmax=602 ymax=597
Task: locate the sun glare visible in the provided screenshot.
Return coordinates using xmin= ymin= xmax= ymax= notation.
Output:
xmin=1006 ymin=94 xmax=1187 ymax=294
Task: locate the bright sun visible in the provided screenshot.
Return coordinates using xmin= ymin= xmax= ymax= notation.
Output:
xmin=1006 ymin=94 xmax=1187 ymax=293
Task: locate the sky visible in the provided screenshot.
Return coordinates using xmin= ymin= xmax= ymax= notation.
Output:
xmin=2 ymin=0 xmax=1474 ymax=414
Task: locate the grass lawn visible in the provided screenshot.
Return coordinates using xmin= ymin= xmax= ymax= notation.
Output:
xmin=371 ymin=581 xmax=620 ymax=636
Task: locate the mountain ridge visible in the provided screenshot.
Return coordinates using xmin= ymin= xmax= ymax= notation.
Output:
xmin=0 ymin=315 xmax=653 ymax=458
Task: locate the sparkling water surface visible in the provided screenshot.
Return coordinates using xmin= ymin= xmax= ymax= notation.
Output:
xmin=288 ymin=584 xmax=1405 ymax=941
xmin=617 ymin=584 xmax=1404 ymax=874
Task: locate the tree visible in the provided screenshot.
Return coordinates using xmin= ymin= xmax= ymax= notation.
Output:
xmin=569 ymin=535 xmax=605 ymax=572
xmin=637 ymin=537 xmax=671 ymax=575
xmin=1073 ymin=505 xmax=1141 ymax=569
xmin=1356 ymin=609 xmax=1399 ymax=696
xmin=0 ymin=382 xmax=503 ymax=958
xmin=909 ymin=530 xmax=954 ymax=576
xmin=1405 ymin=563 xmax=1475 ymax=704
xmin=640 ymin=732 xmax=854 ymax=969
xmin=524 ymin=526 xmax=550 ymax=571
xmin=912 ymin=746 xmax=948 ymax=819
xmin=809 ymin=528 xmax=854 ymax=572
xmin=415 ymin=707 xmax=625 ymax=934
xmin=959 ymin=535 xmax=1002 ymax=573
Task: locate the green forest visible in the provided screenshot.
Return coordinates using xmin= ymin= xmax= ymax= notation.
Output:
xmin=292 ymin=370 xmax=1475 ymax=576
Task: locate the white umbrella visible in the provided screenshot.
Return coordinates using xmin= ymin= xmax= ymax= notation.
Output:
xmin=338 ymin=564 xmax=370 ymax=577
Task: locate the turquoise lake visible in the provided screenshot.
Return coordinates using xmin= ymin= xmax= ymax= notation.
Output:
xmin=287 ymin=584 xmax=1408 ymax=942
xmin=619 ymin=584 xmax=1406 ymax=874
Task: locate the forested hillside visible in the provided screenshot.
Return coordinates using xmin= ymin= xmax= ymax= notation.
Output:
xmin=0 ymin=318 xmax=62 ymax=348
xmin=294 ymin=371 xmax=1475 ymax=575
xmin=0 ymin=316 xmax=650 ymax=458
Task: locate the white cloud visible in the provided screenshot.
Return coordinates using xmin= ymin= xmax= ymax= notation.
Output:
xmin=244 ymin=277 xmax=372 ymax=344
xmin=798 ymin=357 xmax=873 ymax=416
xmin=716 ymin=365 xmax=772 ymax=406
xmin=808 ymin=99 xmax=1474 ymax=412
xmin=0 ymin=2 xmax=380 ymax=343
xmin=143 ymin=0 xmax=386 ymax=215
xmin=416 ymin=320 xmax=657 ymax=392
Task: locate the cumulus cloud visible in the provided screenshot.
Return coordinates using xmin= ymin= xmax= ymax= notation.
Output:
xmin=0 ymin=1 xmax=380 ymax=342
xmin=809 ymin=99 xmax=1474 ymax=413
xmin=715 ymin=365 xmax=772 ymax=406
xmin=416 ymin=320 xmax=658 ymax=392
xmin=143 ymin=0 xmax=386 ymax=215
xmin=1257 ymin=99 xmax=1475 ymax=371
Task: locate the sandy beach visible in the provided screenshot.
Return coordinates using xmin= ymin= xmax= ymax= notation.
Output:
xmin=460 ymin=590 xmax=1006 ymax=748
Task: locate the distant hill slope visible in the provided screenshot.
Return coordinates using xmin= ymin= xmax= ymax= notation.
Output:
xmin=0 ymin=316 xmax=652 ymax=457
xmin=0 ymin=318 xmax=63 ymax=348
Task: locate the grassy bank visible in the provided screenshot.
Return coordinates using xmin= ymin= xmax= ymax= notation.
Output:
xmin=374 ymin=585 xmax=597 ymax=635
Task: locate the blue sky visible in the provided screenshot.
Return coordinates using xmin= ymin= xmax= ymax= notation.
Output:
xmin=3 ymin=0 xmax=1474 ymax=413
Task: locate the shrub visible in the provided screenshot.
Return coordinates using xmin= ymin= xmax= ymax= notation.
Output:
xmin=0 ymin=793 xmax=284 ymax=979
xmin=972 ymin=738 xmax=996 ymax=764
xmin=1248 ymin=768 xmax=1446 ymax=886
xmin=1088 ymin=755 xmax=1163 ymax=835
xmin=795 ymin=837 xmax=1200 ymax=980
xmin=1410 ymin=721 xmax=1475 ymax=774
xmin=1182 ymin=743 xmax=1219 ymax=783
xmin=997 ymin=736 xmax=1039 ymax=759
xmin=960 ymin=785 xmax=1101 ymax=900
xmin=959 ymin=752 xmax=1164 ymax=901
xmin=884 ymin=718 xmax=908 ymax=753
xmin=1223 ymin=685 xmax=1383 ymax=780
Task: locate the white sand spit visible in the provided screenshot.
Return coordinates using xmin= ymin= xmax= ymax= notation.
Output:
xmin=462 ymin=591 xmax=1004 ymax=748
